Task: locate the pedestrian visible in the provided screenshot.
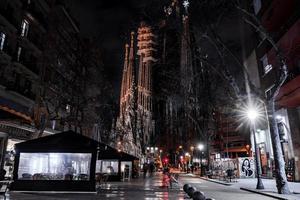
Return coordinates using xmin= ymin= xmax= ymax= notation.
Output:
xmin=143 ymin=163 xmax=148 ymax=178
xmin=191 ymin=165 xmax=194 ymax=174
xmin=149 ymin=162 xmax=155 ymax=177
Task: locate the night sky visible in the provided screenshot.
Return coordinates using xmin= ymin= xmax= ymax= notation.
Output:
xmin=65 ymin=0 xmax=154 ymax=95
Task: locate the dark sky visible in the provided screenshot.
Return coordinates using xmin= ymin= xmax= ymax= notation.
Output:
xmin=65 ymin=0 xmax=151 ymax=95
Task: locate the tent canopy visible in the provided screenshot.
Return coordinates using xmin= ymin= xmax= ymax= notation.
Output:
xmin=15 ymin=130 xmax=98 ymax=152
xmin=97 ymin=143 xmax=139 ymax=161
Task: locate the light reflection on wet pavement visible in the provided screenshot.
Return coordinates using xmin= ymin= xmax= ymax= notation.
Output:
xmin=5 ymin=173 xmax=186 ymax=200
xmin=97 ymin=173 xmax=185 ymax=199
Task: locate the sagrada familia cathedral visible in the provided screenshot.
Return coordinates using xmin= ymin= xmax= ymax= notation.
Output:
xmin=114 ymin=0 xmax=199 ymax=158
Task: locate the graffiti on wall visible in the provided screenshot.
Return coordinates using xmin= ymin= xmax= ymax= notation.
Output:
xmin=239 ymin=157 xmax=255 ymax=178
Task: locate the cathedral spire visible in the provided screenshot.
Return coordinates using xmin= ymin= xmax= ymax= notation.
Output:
xmin=123 ymin=43 xmax=129 ymax=71
xmin=120 ymin=43 xmax=129 ymax=115
xmin=128 ymin=31 xmax=135 ymax=90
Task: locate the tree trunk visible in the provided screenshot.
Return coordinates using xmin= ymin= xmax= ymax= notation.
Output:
xmin=267 ymin=100 xmax=290 ymax=194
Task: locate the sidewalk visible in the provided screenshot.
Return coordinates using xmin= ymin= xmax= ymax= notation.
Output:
xmin=198 ymin=175 xmax=300 ymax=200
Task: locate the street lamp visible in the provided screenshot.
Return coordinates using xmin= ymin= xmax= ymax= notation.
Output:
xmin=247 ymin=107 xmax=265 ymax=189
xmin=190 ymin=146 xmax=194 ymax=164
xmin=198 ymin=143 xmax=204 ymax=176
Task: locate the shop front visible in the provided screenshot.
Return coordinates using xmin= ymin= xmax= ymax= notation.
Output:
xmin=0 ymin=122 xmax=35 ymax=179
xmin=96 ymin=144 xmax=139 ymax=181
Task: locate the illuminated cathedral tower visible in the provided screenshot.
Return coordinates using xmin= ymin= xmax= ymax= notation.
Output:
xmin=117 ymin=32 xmax=140 ymax=157
xmin=137 ymin=22 xmax=158 ymax=150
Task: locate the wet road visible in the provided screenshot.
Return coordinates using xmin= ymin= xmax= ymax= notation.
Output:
xmin=4 ymin=173 xmax=276 ymax=200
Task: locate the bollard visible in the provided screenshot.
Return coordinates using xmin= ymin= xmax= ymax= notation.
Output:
xmin=183 ymin=184 xmax=191 ymax=193
xmin=187 ymin=186 xmax=197 ymax=198
xmin=193 ymin=191 xmax=206 ymax=200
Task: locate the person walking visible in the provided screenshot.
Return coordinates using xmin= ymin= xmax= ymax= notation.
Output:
xmin=149 ymin=162 xmax=155 ymax=177
xmin=143 ymin=163 xmax=148 ymax=178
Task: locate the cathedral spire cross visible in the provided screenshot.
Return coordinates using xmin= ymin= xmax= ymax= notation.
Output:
xmin=183 ymin=0 xmax=190 ymax=13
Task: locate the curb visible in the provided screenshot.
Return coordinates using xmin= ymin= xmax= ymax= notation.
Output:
xmin=240 ymin=187 xmax=288 ymax=200
xmin=199 ymin=177 xmax=232 ymax=186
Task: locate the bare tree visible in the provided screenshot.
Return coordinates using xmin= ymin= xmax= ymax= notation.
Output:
xmin=189 ymin=0 xmax=290 ymax=194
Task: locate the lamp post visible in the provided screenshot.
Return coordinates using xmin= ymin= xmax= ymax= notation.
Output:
xmin=247 ymin=108 xmax=265 ymax=189
xmin=198 ymin=143 xmax=204 ymax=176
xmin=190 ymin=146 xmax=194 ymax=165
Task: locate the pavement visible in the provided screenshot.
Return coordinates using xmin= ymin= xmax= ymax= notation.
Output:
xmin=1 ymin=172 xmax=299 ymax=199
xmin=196 ymin=174 xmax=300 ymax=200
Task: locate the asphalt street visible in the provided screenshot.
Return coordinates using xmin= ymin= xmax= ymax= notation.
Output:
xmin=3 ymin=173 xmax=276 ymax=200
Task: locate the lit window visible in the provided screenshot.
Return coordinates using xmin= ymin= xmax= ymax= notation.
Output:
xmin=66 ymin=104 xmax=71 ymax=113
xmin=253 ymin=0 xmax=262 ymax=14
xmin=17 ymin=47 xmax=22 ymax=61
xmin=21 ymin=19 xmax=29 ymax=37
xmin=0 ymin=33 xmax=5 ymax=51
xmin=261 ymin=55 xmax=272 ymax=74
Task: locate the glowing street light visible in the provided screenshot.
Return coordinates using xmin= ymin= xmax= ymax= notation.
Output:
xmin=247 ymin=108 xmax=259 ymax=122
xmin=197 ymin=143 xmax=205 ymax=176
xmin=247 ymin=106 xmax=264 ymax=189
xmin=198 ymin=144 xmax=204 ymax=151
xmin=190 ymin=146 xmax=194 ymax=151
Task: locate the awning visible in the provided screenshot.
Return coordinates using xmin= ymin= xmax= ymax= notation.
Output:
xmin=276 ymin=75 xmax=300 ymax=108
xmin=0 ymin=98 xmax=32 ymax=122
xmin=267 ymin=19 xmax=300 ymax=68
xmin=98 ymin=143 xmax=139 ymax=161
xmin=225 ymin=147 xmax=247 ymax=153
xmin=262 ymin=0 xmax=296 ymax=32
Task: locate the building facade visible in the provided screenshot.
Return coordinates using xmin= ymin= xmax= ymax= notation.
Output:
xmin=0 ymin=0 xmax=106 ymax=176
xmin=243 ymin=0 xmax=300 ymax=181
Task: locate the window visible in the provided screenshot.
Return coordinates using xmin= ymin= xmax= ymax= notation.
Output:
xmin=66 ymin=104 xmax=71 ymax=113
xmin=17 ymin=47 xmax=22 ymax=61
xmin=20 ymin=19 xmax=29 ymax=37
xmin=277 ymin=122 xmax=287 ymax=141
xmin=0 ymin=33 xmax=5 ymax=51
xmin=253 ymin=0 xmax=262 ymax=14
xmin=18 ymin=153 xmax=92 ymax=181
xmin=121 ymin=161 xmax=132 ymax=179
xmin=261 ymin=55 xmax=272 ymax=74
xmin=96 ymin=160 xmax=119 ymax=175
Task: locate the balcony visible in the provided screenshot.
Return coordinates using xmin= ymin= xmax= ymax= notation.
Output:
xmin=21 ymin=60 xmax=40 ymax=75
xmin=4 ymin=83 xmax=36 ymax=101
xmin=26 ymin=31 xmax=44 ymax=51
xmin=22 ymin=1 xmax=48 ymax=29
xmin=223 ymin=135 xmax=244 ymax=142
xmin=0 ymin=6 xmax=19 ymax=28
xmin=14 ymin=49 xmax=40 ymax=76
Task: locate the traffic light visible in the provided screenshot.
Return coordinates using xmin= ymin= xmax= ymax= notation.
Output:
xmin=163 ymin=157 xmax=169 ymax=164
